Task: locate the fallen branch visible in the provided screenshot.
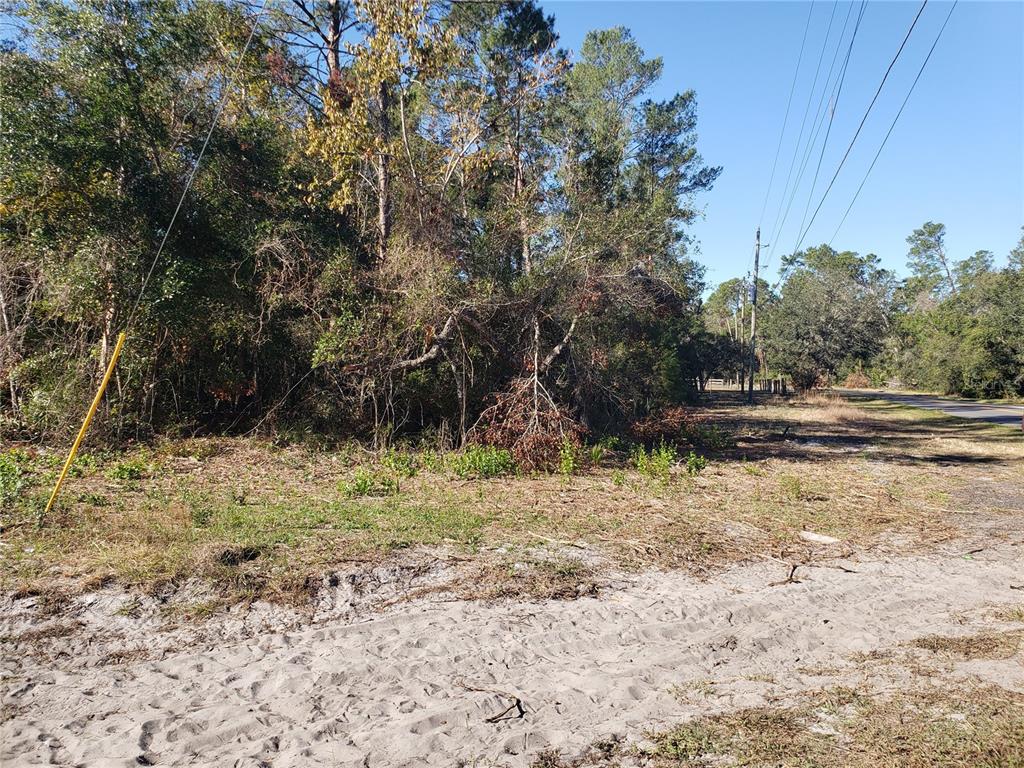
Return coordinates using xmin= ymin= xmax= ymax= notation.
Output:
xmin=455 ymin=679 xmax=527 ymax=724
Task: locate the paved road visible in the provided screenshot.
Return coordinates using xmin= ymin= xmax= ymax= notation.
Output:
xmin=840 ymin=389 xmax=1024 ymax=428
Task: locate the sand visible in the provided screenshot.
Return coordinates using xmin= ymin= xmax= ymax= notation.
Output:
xmin=3 ymin=542 xmax=1023 ymax=767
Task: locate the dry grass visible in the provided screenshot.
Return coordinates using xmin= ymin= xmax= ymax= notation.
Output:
xmin=912 ymin=630 xmax=1024 ymax=659
xmin=3 ymin=393 xmax=1022 ymax=604
xmin=534 ymin=684 xmax=1024 ymax=767
xmin=995 ymin=605 xmax=1024 ymax=623
xmin=645 ymin=685 xmax=1024 ymax=768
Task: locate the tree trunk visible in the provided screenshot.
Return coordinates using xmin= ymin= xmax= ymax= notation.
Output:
xmin=326 ymin=0 xmax=342 ymax=77
xmin=376 ymin=82 xmax=391 ymax=263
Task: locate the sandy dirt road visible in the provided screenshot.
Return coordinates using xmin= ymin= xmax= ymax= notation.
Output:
xmin=4 ymin=540 xmax=1023 ymax=767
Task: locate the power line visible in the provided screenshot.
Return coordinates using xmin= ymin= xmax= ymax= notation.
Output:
xmin=126 ymin=0 xmax=270 ymax=327
xmin=794 ymin=0 xmax=868 ymax=244
xmin=758 ymin=1 xmax=814 ymax=229
xmin=791 ymin=0 xmax=929 ymax=255
xmin=764 ymin=0 xmax=840 ymax=254
xmin=766 ymin=0 xmax=861 ymax=270
xmin=829 ymin=0 xmax=958 ymax=245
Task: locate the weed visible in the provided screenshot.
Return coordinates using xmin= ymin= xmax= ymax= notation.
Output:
xmin=67 ymin=452 xmax=99 ymax=477
xmin=340 ymin=468 xmax=400 ymax=498
xmin=685 ymin=451 xmax=708 ymax=476
xmin=106 ymin=457 xmax=149 ymax=481
xmin=450 ymin=445 xmax=516 ymax=479
xmin=742 ymin=459 xmax=764 ymax=476
xmin=611 ymin=470 xmax=626 ymax=487
xmin=631 ymin=441 xmax=676 ymax=483
xmin=779 ymin=474 xmax=803 ymax=501
xmin=75 ymin=492 xmax=108 ymax=506
xmin=0 ymin=452 xmax=25 ymax=504
xmin=420 ymin=450 xmax=445 ymax=473
xmin=381 ymin=448 xmax=418 ymax=478
xmin=559 ymin=438 xmax=580 ymax=478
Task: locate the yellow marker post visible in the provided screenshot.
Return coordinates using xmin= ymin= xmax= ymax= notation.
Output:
xmin=43 ymin=331 xmax=127 ymax=520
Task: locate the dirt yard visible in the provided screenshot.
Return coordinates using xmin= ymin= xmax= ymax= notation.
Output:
xmin=2 ymin=394 xmax=1023 ymax=766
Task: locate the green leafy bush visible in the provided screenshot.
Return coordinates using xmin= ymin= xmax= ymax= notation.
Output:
xmin=685 ymin=451 xmax=708 ymax=476
xmin=381 ymin=449 xmax=418 ymax=478
xmin=631 ymin=442 xmax=677 ymax=483
xmin=559 ymin=438 xmax=580 ymax=477
xmin=450 ymin=445 xmax=516 ymax=479
xmin=340 ymin=468 xmax=399 ymax=497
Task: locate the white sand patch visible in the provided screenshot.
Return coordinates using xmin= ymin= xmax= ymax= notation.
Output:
xmin=3 ymin=545 xmax=1022 ymax=767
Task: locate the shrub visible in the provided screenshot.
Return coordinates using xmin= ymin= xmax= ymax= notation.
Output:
xmin=450 ymin=445 xmax=516 ymax=479
xmin=340 ymin=468 xmax=399 ymax=497
xmin=685 ymin=451 xmax=708 ymax=476
xmin=843 ymin=369 xmax=871 ymax=388
xmin=559 ymin=438 xmax=580 ymax=478
xmin=631 ymin=441 xmax=677 ymax=483
xmin=381 ymin=449 xmax=418 ymax=478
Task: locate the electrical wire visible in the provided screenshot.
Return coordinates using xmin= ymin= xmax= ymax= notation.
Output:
xmin=125 ymin=0 xmax=270 ymax=328
xmin=791 ymin=0 xmax=929 ymax=255
xmin=829 ymin=0 xmax=957 ymax=245
xmin=758 ymin=1 xmax=815 ymax=229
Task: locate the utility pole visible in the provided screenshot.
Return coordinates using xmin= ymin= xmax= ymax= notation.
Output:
xmin=747 ymin=228 xmax=760 ymax=405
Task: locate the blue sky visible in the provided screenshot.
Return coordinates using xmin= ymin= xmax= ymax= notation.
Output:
xmin=545 ymin=0 xmax=1023 ymax=288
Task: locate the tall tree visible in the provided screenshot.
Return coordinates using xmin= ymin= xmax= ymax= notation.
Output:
xmin=906 ymin=221 xmax=957 ymax=299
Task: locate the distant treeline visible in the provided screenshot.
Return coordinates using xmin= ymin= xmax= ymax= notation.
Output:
xmin=705 ymin=224 xmax=1024 ymax=398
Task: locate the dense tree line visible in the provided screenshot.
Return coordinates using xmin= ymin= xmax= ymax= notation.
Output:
xmin=705 ymin=225 xmax=1024 ymax=398
xmin=0 ymin=0 xmax=721 ymax=462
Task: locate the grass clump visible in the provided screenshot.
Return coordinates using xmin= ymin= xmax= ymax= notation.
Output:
xmin=995 ymin=605 xmax=1024 ymax=623
xmin=779 ymin=474 xmax=803 ymax=501
xmin=689 ymin=424 xmax=735 ymax=451
xmin=631 ymin=441 xmax=676 ymax=483
xmin=340 ymin=468 xmax=400 ymax=498
xmin=463 ymin=557 xmax=597 ymax=602
xmin=450 ymin=445 xmax=516 ymax=479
